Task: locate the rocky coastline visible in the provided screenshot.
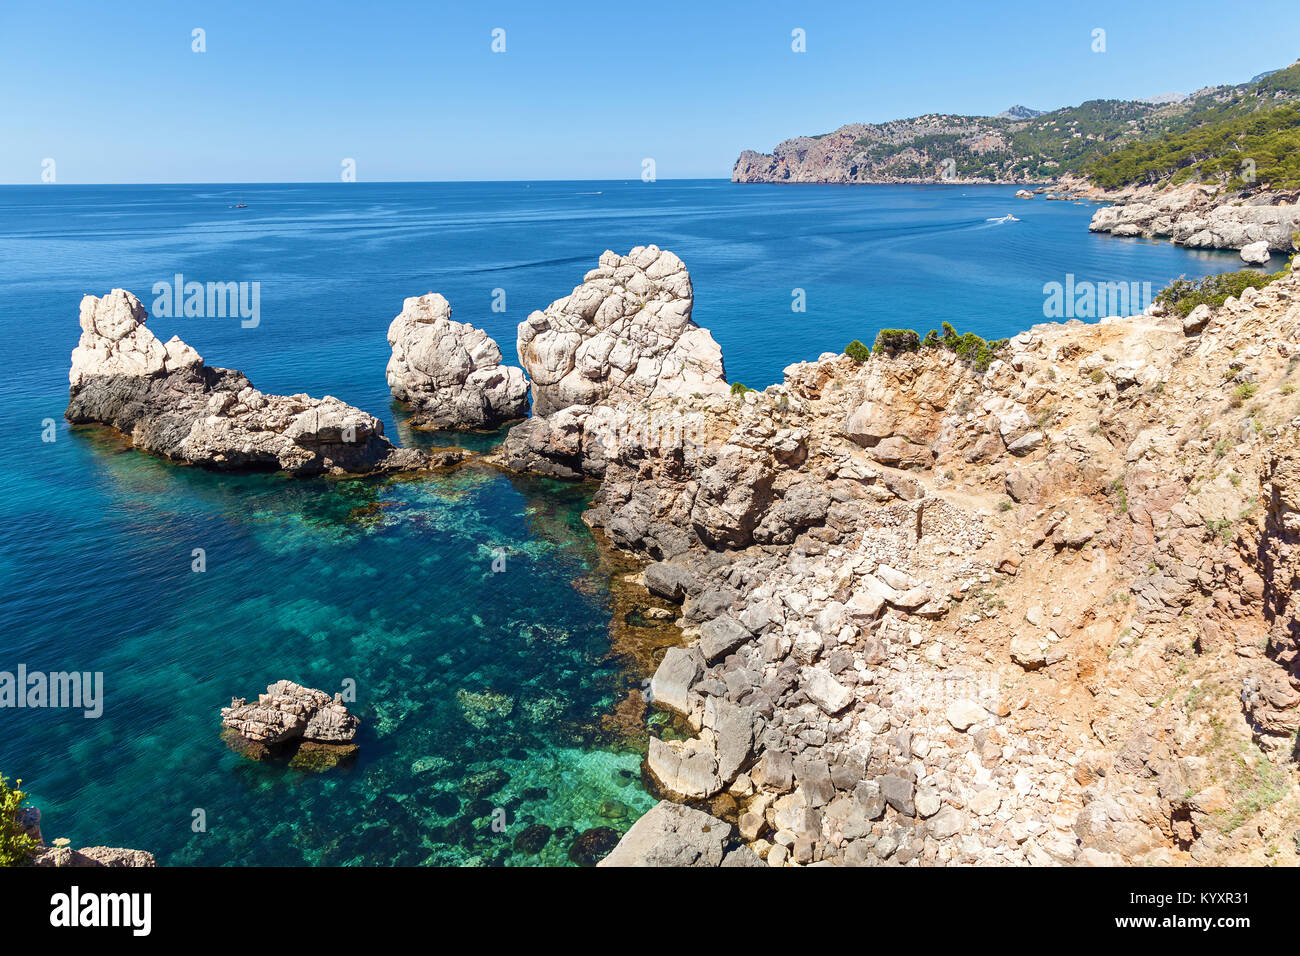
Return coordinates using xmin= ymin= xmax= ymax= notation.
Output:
xmin=1075 ymin=178 xmax=1300 ymax=259
xmin=497 ymin=246 xmax=1300 ymax=866
xmin=15 ymin=806 xmax=156 ymax=868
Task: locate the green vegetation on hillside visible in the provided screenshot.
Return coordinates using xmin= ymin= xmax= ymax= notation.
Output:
xmin=1087 ymin=105 xmax=1300 ymax=189
xmin=865 ymin=324 xmax=1007 ymax=372
xmin=1155 ymin=268 xmax=1291 ymax=317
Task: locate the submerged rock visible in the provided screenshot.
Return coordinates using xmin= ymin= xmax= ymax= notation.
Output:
xmin=386 ymin=292 xmax=529 ymax=428
xmin=567 ymin=826 xmax=620 ymax=866
xmin=221 ymin=679 xmax=359 ymax=770
xmin=66 ymin=289 xmax=433 ymax=475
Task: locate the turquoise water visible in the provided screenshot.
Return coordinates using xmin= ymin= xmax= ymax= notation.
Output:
xmin=0 ymin=180 xmax=1240 ymax=865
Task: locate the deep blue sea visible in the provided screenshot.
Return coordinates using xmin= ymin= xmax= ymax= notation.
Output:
xmin=0 ymin=180 xmax=1241 ymax=865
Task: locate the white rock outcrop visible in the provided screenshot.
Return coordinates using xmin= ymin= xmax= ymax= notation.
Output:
xmin=70 ymin=288 xmax=201 ymax=387
xmin=516 ymin=245 xmax=729 ymax=417
xmin=67 ymin=289 xmax=433 ymax=475
xmin=386 ymin=293 xmax=528 ymax=428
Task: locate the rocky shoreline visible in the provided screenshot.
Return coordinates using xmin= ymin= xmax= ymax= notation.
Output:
xmin=55 ymin=240 xmax=1300 ymax=867
xmin=496 ymin=247 xmax=1300 ymax=866
xmin=1068 ymin=177 xmax=1300 ymax=259
xmin=15 ymin=806 xmax=156 ymax=868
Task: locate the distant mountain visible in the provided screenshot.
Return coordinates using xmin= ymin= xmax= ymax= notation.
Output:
xmin=997 ymin=105 xmax=1044 ymax=120
xmin=1136 ymin=92 xmax=1188 ymax=105
xmin=732 ymin=61 xmax=1300 ymax=185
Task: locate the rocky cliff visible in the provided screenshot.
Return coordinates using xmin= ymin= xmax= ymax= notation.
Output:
xmin=731 ymin=62 xmax=1300 ymax=187
xmin=66 ymin=289 xmax=434 ymax=475
xmin=500 ymin=249 xmax=1300 ymax=867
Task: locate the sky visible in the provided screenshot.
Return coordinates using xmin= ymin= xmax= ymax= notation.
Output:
xmin=2 ymin=0 xmax=1298 ymax=183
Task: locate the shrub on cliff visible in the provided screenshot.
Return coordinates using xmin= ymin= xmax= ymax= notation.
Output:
xmin=845 ymin=339 xmax=871 ymax=362
xmin=1156 ymin=268 xmax=1289 ymax=318
xmin=1 ymin=775 xmax=39 ymax=866
xmin=873 ymin=329 xmax=921 ymax=354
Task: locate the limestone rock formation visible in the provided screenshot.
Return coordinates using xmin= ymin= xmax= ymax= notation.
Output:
xmin=32 ymin=846 xmax=158 ymax=867
xmin=1088 ymin=183 xmax=1300 ymax=253
xmin=15 ymin=806 xmax=156 ymax=867
xmin=221 ymin=679 xmax=359 ymax=770
xmin=386 ymin=293 xmax=528 ymax=428
xmin=499 ymin=247 xmax=1300 ymax=867
xmin=67 ymin=290 xmax=434 ymax=475
xmin=599 ymin=801 xmax=760 ymax=866
xmin=515 ymin=245 xmax=728 ymax=417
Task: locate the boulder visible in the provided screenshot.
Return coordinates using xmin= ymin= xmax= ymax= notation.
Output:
xmin=697 ymin=614 xmax=752 ymax=663
xmin=802 ymin=667 xmax=853 ymax=714
xmin=1240 ymin=241 xmax=1271 ymax=265
xmin=598 ymin=801 xmax=736 ymax=866
xmin=649 ymin=646 xmax=703 ymax=715
xmin=646 ymin=736 xmax=723 ymax=799
xmin=386 ymin=293 xmax=528 ymax=428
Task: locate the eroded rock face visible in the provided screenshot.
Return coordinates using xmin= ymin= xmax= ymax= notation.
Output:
xmin=1088 ymin=183 xmax=1300 ymax=253
xmin=67 ymin=290 xmax=433 ymax=475
xmin=386 ymin=293 xmax=528 ymax=428
xmin=32 ymin=846 xmax=158 ymax=867
xmin=516 ymin=246 xmax=728 ymax=417
xmin=499 ymin=247 xmax=1300 ymax=868
xmin=221 ymin=679 xmax=359 ymax=769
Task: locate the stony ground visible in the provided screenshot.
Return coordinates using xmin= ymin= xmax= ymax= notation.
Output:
xmin=577 ymin=261 xmax=1300 ymax=866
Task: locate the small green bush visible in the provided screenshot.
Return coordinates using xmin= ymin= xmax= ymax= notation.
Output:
xmin=873 ymin=329 xmax=921 ymax=354
xmin=1156 ymin=269 xmax=1288 ymax=318
xmin=1 ymin=775 xmax=39 ymax=867
xmin=845 ymin=339 xmax=871 ymax=362
xmin=730 ymin=381 xmax=752 ymax=396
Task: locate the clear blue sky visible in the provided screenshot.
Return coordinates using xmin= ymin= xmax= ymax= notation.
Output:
xmin=3 ymin=0 xmax=1297 ymax=183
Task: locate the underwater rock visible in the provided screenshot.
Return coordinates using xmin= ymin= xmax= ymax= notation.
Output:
xmin=568 ymin=826 xmax=620 ymax=866
xmin=461 ymin=767 xmax=511 ymax=798
xmin=220 ymin=679 xmax=359 ymax=770
xmin=67 ymin=289 xmax=431 ymax=476
xmin=456 ymin=688 xmax=515 ymax=729
xmin=386 ymin=292 xmax=529 ymax=428
xmin=513 ymin=823 xmax=553 ymax=854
